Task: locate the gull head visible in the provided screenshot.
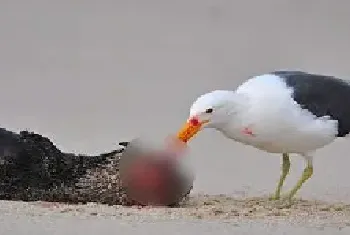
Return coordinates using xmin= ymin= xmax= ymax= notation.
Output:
xmin=176 ymin=90 xmax=238 ymax=143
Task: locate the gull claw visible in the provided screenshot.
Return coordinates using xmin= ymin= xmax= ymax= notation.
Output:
xmin=277 ymin=194 xmax=295 ymax=207
xmin=268 ymin=194 xmax=281 ymax=201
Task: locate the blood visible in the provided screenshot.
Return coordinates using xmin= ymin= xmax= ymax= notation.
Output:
xmin=125 ymin=158 xmax=173 ymax=205
xmin=242 ymin=127 xmax=255 ymax=137
xmin=127 ymin=160 xmax=162 ymax=189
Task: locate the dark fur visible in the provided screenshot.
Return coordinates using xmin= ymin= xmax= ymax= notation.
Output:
xmin=0 ymin=127 xmax=131 ymax=205
xmin=0 ymin=128 xmax=192 ymax=206
xmin=272 ymin=70 xmax=350 ymax=137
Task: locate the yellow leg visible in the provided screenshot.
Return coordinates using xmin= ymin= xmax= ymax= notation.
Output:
xmin=270 ymin=153 xmax=290 ymax=200
xmin=285 ymin=159 xmax=313 ymax=201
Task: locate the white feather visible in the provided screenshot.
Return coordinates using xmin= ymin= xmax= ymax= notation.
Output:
xmin=190 ymin=74 xmax=338 ymax=154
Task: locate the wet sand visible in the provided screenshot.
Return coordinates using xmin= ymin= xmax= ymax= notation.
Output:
xmin=2 ymin=0 xmax=350 ymax=234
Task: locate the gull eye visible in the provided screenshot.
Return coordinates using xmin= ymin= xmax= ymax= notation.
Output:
xmin=205 ymin=108 xmax=213 ymax=114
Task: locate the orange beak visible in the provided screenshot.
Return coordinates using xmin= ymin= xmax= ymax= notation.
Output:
xmin=176 ymin=118 xmax=208 ymax=143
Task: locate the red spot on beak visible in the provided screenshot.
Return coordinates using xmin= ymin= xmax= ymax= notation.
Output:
xmin=189 ymin=117 xmax=200 ymax=126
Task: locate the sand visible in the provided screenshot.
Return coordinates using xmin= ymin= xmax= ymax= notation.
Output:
xmin=29 ymin=195 xmax=350 ymax=223
xmin=2 ymin=0 xmax=350 ymax=234
xmin=2 ymin=194 xmax=350 ymax=234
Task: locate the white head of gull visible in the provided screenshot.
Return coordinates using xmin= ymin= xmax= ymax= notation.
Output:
xmin=176 ymin=70 xmax=350 ymax=202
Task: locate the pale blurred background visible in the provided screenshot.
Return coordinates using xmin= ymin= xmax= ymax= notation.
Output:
xmin=1 ymin=0 xmax=350 ymax=202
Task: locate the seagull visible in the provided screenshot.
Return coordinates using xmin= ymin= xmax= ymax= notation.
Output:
xmin=176 ymin=70 xmax=350 ymax=201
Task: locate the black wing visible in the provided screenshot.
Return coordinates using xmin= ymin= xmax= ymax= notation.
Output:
xmin=272 ymin=70 xmax=350 ymax=137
